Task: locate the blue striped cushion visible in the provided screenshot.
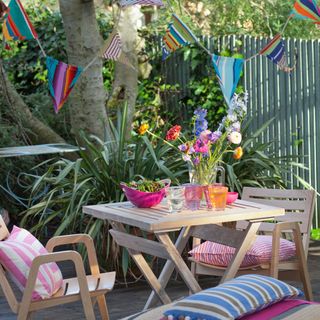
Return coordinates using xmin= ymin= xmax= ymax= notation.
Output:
xmin=163 ymin=275 xmax=302 ymax=320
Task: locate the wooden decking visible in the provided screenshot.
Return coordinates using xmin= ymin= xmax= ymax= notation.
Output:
xmin=1 ymin=254 xmax=319 ymax=320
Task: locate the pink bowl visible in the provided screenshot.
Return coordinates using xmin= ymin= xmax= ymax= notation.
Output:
xmin=120 ymin=180 xmax=170 ymax=208
xmin=226 ymin=192 xmax=238 ymax=205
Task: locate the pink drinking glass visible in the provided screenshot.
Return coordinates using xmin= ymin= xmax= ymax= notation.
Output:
xmin=184 ymin=184 xmax=203 ymax=211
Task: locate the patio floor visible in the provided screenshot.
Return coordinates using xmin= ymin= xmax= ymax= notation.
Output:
xmin=1 ymin=250 xmax=319 ymax=319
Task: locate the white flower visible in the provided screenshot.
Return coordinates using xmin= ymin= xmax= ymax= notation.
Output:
xmin=228 ymin=131 xmax=242 ymax=144
xmin=182 ymin=154 xmax=191 ymax=162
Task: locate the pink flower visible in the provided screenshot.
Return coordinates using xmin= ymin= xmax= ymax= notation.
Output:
xmin=194 ymin=139 xmax=209 ymax=153
xmin=200 ymin=130 xmax=212 ymax=143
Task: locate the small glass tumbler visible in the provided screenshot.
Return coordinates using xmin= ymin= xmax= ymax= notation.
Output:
xmin=166 ymin=186 xmax=185 ymax=213
xmin=205 ymin=185 xmax=228 ymax=211
xmin=184 ymin=184 xmax=203 ymax=211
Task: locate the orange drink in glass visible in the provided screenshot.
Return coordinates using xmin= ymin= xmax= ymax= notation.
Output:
xmin=206 ymin=185 xmax=228 ymax=211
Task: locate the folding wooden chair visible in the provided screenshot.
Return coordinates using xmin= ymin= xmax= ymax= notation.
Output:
xmin=0 ymin=216 xmax=115 ymax=320
xmin=191 ymin=188 xmax=315 ymax=300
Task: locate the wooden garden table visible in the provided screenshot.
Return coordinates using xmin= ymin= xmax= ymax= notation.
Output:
xmin=83 ymin=200 xmax=285 ymax=310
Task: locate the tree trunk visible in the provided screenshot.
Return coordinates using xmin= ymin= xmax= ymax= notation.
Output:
xmin=0 ymin=59 xmax=65 ymax=144
xmin=107 ymin=7 xmax=140 ymax=135
xmin=59 ymin=0 xmax=108 ymax=142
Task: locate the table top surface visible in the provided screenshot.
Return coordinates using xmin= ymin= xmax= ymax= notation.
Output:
xmin=83 ymin=199 xmax=285 ymax=232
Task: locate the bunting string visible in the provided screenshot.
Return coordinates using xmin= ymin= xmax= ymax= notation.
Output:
xmin=1 ymin=0 xmax=320 ymax=112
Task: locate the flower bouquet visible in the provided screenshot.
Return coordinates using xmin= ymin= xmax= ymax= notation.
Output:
xmin=162 ymin=92 xmax=248 ymax=185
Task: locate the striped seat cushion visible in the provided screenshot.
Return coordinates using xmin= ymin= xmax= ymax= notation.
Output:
xmin=0 ymin=226 xmax=63 ymax=301
xmin=189 ymin=235 xmax=296 ymax=267
xmin=162 ymin=275 xmax=301 ymax=320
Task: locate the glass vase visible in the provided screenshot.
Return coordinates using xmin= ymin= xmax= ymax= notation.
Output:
xmin=188 ymin=163 xmax=225 ymax=186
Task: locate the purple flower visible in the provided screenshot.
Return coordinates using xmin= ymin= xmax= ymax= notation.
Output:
xmin=189 ymin=146 xmax=195 ymax=154
xmin=194 ymin=108 xmax=208 ymax=137
xmin=231 ymin=121 xmax=241 ymax=132
xmin=194 ymin=108 xmax=207 ymax=120
xmin=195 ymin=119 xmax=208 ymax=137
xmin=178 ymin=144 xmax=187 ymax=152
xmin=208 ymin=131 xmax=222 ymax=143
xmin=193 ymin=156 xmax=200 ymax=165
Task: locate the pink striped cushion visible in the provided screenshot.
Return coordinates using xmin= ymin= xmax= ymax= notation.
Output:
xmin=189 ymin=235 xmax=296 ymax=267
xmin=0 ymin=226 xmax=63 ymax=301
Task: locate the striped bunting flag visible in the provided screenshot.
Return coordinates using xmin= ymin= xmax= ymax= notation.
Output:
xmin=162 ymin=14 xmax=198 ymax=60
xmin=211 ymin=54 xmax=244 ymax=105
xmin=101 ymin=30 xmax=132 ymax=66
xmin=259 ymin=34 xmax=294 ymax=72
xmin=46 ymin=56 xmax=83 ymax=114
xmin=2 ymin=0 xmax=38 ymax=41
xmin=0 ymin=1 xmax=8 ymax=18
xmin=291 ymin=0 xmax=320 ymax=24
xmin=101 ymin=30 xmax=122 ymax=61
xmin=119 ymin=0 xmax=163 ymax=7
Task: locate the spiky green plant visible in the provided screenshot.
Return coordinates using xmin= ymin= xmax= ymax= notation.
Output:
xmin=22 ymin=106 xmax=185 ymax=274
xmin=224 ymin=118 xmax=311 ymax=193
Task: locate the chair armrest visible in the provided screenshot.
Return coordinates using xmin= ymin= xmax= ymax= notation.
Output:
xmin=19 ymin=251 xmax=94 ymax=317
xmin=46 ymin=234 xmax=100 ymax=276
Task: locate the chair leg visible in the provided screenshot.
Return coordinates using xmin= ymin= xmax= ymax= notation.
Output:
xmin=292 ymin=225 xmax=313 ymax=301
xmin=97 ymin=295 xmax=109 ymax=320
xmin=17 ymin=311 xmax=29 ymax=320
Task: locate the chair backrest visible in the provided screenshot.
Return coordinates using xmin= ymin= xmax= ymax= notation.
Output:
xmin=239 ymin=187 xmax=316 ymax=251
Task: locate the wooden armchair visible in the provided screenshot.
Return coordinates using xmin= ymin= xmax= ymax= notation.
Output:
xmin=0 ymin=216 xmax=115 ymax=320
xmin=190 ymin=188 xmax=315 ymax=300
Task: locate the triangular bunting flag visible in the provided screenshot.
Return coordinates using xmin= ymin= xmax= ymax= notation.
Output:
xmin=0 ymin=1 xmax=8 ymax=18
xmin=211 ymin=54 xmax=244 ymax=105
xmin=46 ymin=56 xmax=83 ymax=114
xmin=162 ymin=14 xmax=198 ymax=60
xmin=101 ymin=30 xmax=133 ymax=67
xmin=291 ymin=0 xmax=320 ymax=24
xmin=101 ymin=30 xmax=122 ymax=61
xmin=119 ymin=0 xmax=163 ymax=7
xmin=2 ymin=0 xmax=38 ymax=41
xmin=259 ymin=34 xmax=296 ymax=73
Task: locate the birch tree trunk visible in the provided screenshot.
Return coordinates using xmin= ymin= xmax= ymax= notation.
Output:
xmin=59 ymin=0 xmax=108 ymax=142
xmin=0 ymin=59 xmax=65 ymax=144
xmin=107 ymin=7 xmax=140 ymax=134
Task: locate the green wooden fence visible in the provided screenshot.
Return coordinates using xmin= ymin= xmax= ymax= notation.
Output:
xmin=161 ymin=35 xmax=320 ymax=228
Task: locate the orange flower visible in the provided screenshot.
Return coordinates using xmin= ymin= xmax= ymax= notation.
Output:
xmin=233 ymin=146 xmax=243 ymax=160
xmin=166 ymin=125 xmax=181 ymax=141
xmin=138 ymin=123 xmax=149 ymax=135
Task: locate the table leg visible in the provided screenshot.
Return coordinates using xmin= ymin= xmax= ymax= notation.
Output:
xmin=111 ymin=222 xmax=171 ymax=306
xmin=156 ymin=232 xmax=202 ymax=293
xmin=220 ymin=221 xmax=261 ymax=283
xmin=144 ymin=227 xmax=194 ymax=309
